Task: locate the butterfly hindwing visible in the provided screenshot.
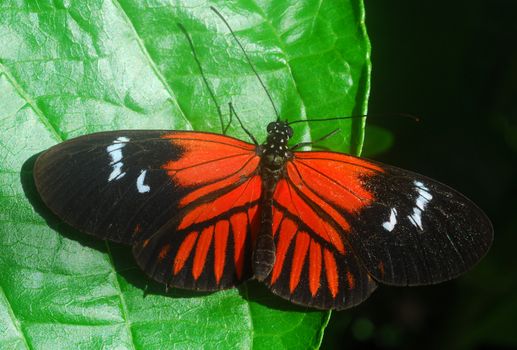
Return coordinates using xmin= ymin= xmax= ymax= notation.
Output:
xmin=265 ymin=188 xmax=378 ymax=310
xmin=133 ymin=174 xmax=262 ymax=291
xmin=34 ymin=130 xmax=261 ymax=290
xmin=263 ymin=165 xmax=379 ymax=310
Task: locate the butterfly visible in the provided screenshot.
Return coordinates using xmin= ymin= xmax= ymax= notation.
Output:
xmin=33 ymin=120 xmax=493 ymax=310
xmin=32 ymin=8 xmax=493 ymax=310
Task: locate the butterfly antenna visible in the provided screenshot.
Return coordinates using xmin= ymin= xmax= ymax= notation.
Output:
xmin=210 ymin=6 xmax=280 ymax=121
xmin=177 ymin=22 xmax=227 ymax=133
xmin=287 ymin=113 xmax=420 ymax=125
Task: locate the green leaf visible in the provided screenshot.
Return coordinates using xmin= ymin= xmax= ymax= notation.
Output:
xmin=0 ymin=1 xmax=370 ymax=348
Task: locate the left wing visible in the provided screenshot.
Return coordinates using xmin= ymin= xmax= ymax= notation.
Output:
xmin=34 ymin=130 xmax=262 ymax=291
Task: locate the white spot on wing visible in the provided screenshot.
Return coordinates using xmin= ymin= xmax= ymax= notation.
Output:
xmin=408 ymin=207 xmax=423 ymax=230
xmin=136 ymin=169 xmax=151 ymax=193
xmin=107 ymin=136 xmax=130 ymax=182
xmin=407 ymin=180 xmax=433 ymax=230
xmin=383 ymin=208 xmax=398 ymax=232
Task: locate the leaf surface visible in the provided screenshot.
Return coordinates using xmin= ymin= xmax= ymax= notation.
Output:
xmin=0 ymin=1 xmax=370 ymax=348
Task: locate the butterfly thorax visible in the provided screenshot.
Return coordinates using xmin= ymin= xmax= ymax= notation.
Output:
xmin=254 ymin=121 xmax=293 ymax=281
xmin=258 ymin=121 xmax=293 ymax=189
xmin=259 ymin=121 xmax=293 ymax=169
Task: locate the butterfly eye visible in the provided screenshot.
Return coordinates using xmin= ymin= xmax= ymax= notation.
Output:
xmin=286 ymin=126 xmax=293 ymax=138
xmin=267 ymin=122 xmax=277 ymax=134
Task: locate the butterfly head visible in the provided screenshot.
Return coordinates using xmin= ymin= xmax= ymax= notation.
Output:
xmin=266 ymin=121 xmax=293 ymax=139
xmin=264 ymin=121 xmax=293 ymax=151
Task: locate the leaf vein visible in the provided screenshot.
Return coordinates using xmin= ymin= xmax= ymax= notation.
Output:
xmin=0 ymin=66 xmax=63 ymax=142
xmin=110 ymin=0 xmax=192 ymax=130
xmin=0 ymin=284 xmax=31 ymax=349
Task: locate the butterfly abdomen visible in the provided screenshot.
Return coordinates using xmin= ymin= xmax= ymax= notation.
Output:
xmin=253 ymin=225 xmax=276 ymax=281
xmin=253 ymin=174 xmax=281 ymax=281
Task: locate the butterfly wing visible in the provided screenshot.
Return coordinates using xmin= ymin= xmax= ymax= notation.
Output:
xmin=264 ymin=151 xmax=492 ymax=309
xmin=34 ymin=130 xmax=261 ymax=290
xmin=341 ymin=156 xmax=493 ymax=286
xmin=132 ymin=170 xmax=262 ymax=291
xmin=266 ymin=185 xmax=378 ymax=310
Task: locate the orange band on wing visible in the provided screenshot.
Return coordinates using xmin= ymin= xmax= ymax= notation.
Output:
xmin=309 ymin=239 xmax=322 ymax=297
xmin=173 ymin=231 xmax=198 ymax=275
xmin=178 ymin=156 xmax=260 ymax=207
xmin=230 ymin=212 xmax=248 ymax=279
xmin=287 ymin=162 xmax=351 ymax=232
xmin=292 ymin=152 xmax=382 ymax=212
xmin=290 ymin=231 xmax=310 ymax=293
xmin=323 ymin=249 xmax=339 ymax=298
xmin=293 ymin=151 xmax=382 ymax=172
xmin=270 ymin=217 xmax=298 ymax=285
xmin=275 ymin=179 xmax=345 ymax=254
xmin=162 ymin=131 xmax=255 ymax=151
xmin=192 ymin=226 xmax=214 ymax=280
xmin=346 ymin=270 xmax=356 ymax=290
xmin=178 ymin=176 xmax=261 ymax=231
xmin=158 ymin=244 xmax=171 ymax=260
xmin=214 ymin=220 xmax=230 ymax=284
xmin=162 ymin=132 xmax=258 ymax=188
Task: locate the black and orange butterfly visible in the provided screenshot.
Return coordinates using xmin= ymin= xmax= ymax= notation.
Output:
xmin=32 ymin=9 xmax=493 ymax=310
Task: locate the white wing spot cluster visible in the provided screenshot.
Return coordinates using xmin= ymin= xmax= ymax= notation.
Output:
xmin=407 ymin=180 xmax=433 ymax=230
xmin=106 ymin=136 xmax=130 ymax=182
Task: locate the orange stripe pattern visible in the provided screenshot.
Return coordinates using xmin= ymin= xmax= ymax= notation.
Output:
xmin=159 ymin=133 xmax=262 ymax=287
xmin=290 ymin=231 xmax=310 ymax=293
xmin=267 ymin=152 xmax=382 ymax=304
xmin=274 ymin=179 xmax=346 ymax=253
xmin=308 ymin=240 xmax=322 ymax=297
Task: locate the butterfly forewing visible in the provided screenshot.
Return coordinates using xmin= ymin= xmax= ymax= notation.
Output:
xmin=34 ymin=131 xmax=186 ymax=244
xmin=133 ymin=174 xmax=262 ymax=291
xmin=348 ymin=161 xmax=493 ymax=286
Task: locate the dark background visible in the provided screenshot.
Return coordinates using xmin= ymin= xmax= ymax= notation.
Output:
xmin=323 ymin=1 xmax=517 ymax=349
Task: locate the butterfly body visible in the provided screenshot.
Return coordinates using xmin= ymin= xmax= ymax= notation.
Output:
xmin=33 ymin=124 xmax=493 ymax=310
xmin=254 ymin=121 xmax=294 ymax=281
